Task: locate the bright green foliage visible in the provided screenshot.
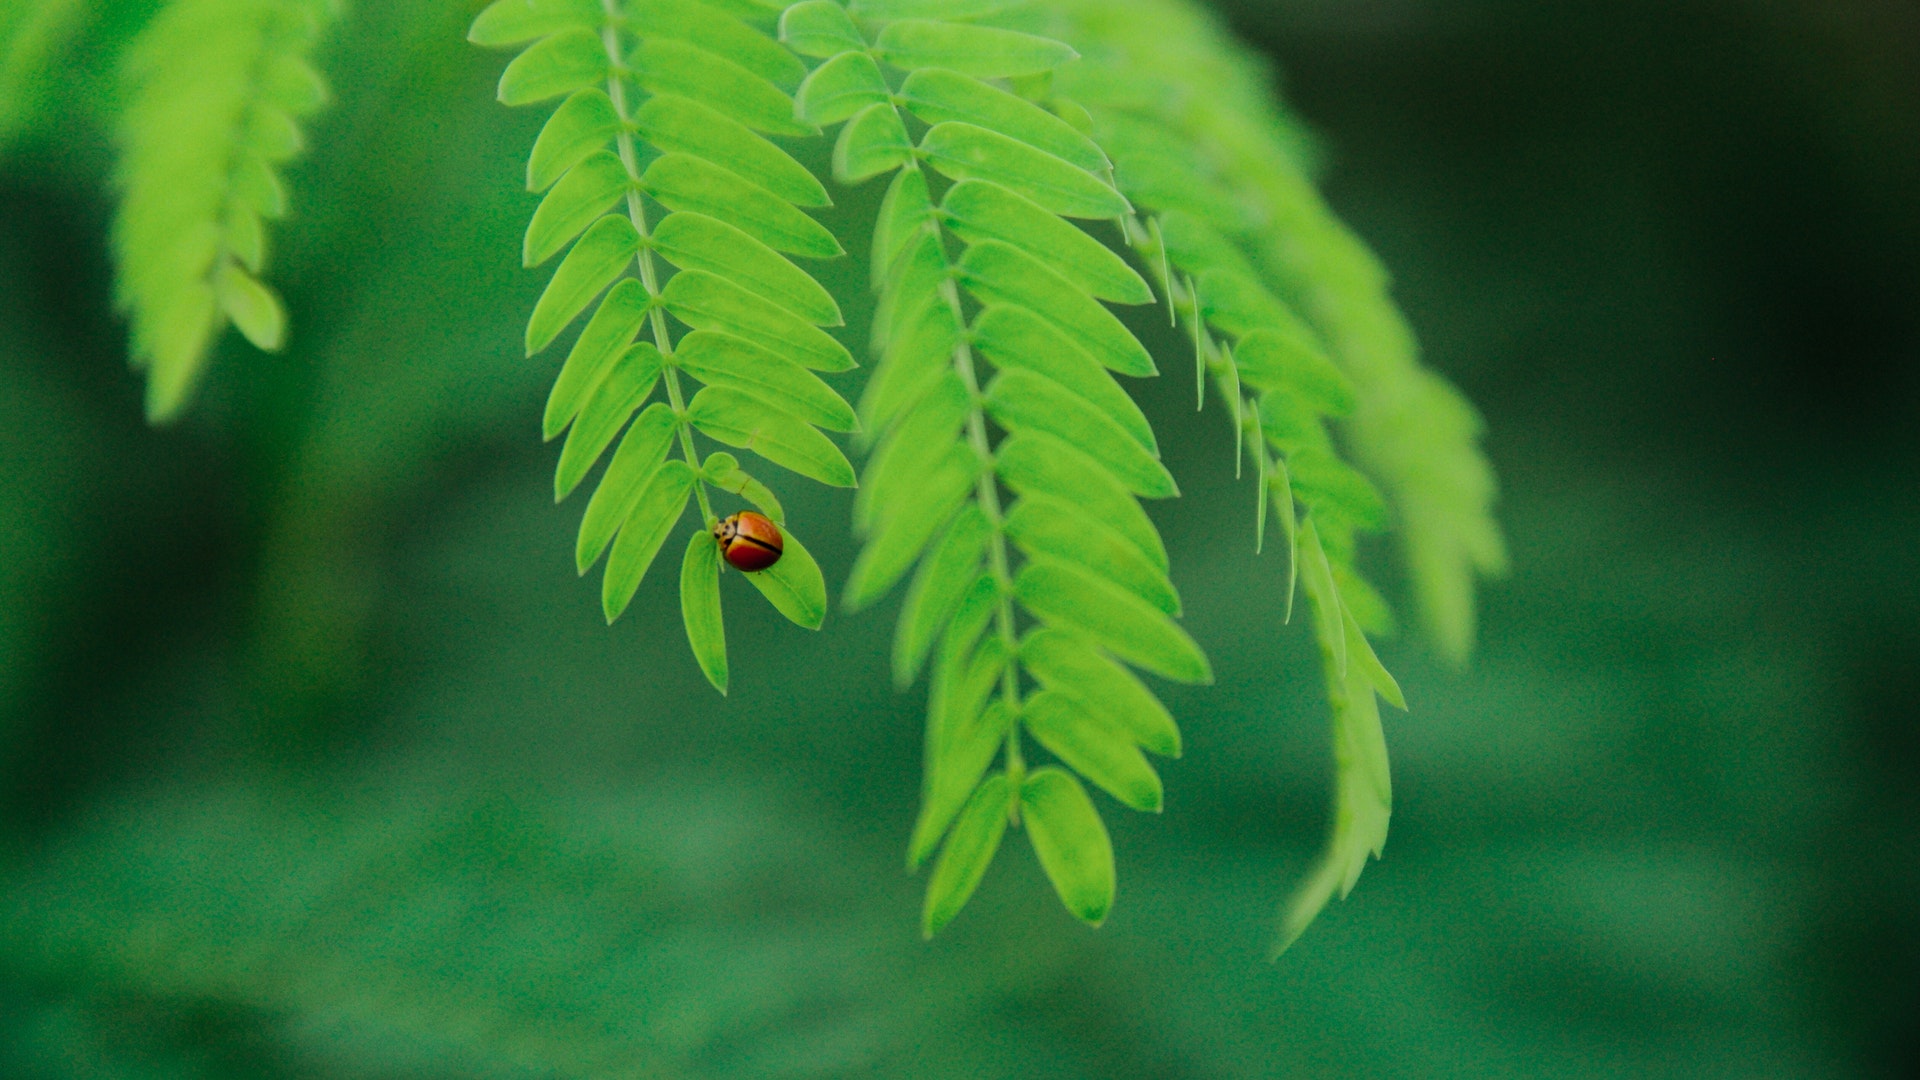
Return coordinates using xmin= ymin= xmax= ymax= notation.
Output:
xmin=789 ymin=2 xmax=1210 ymax=934
xmin=110 ymin=0 xmax=341 ymax=423
xmin=470 ymin=0 xmax=853 ymax=692
xmin=1034 ymin=0 xmax=1503 ymax=950
xmin=80 ymin=0 xmax=1498 ymax=950
xmin=0 ymin=0 xmax=92 ymax=144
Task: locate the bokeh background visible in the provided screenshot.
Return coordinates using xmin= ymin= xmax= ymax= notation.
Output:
xmin=2 ymin=1 xmax=1916 ymax=1076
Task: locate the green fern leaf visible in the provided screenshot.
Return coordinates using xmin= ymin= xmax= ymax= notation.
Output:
xmin=1027 ymin=0 xmax=1502 ymax=950
xmin=787 ymin=2 xmax=1202 ymax=932
xmin=111 ymin=0 xmax=342 ymax=423
xmin=473 ymin=0 xmax=857 ymax=689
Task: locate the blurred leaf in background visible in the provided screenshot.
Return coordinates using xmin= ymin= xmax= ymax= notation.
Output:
xmin=1 ymin=0 xmax=1916 ymax=1077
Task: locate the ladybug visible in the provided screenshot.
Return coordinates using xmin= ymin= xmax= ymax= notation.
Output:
xmin=712 ymin=511 xmax=783 ymax=572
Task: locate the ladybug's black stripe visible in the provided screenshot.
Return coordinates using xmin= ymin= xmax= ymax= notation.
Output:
xmin=737 ymin=536 xmax=780 ymax=554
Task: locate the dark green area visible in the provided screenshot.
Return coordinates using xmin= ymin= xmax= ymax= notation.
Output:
xmin=2 ymin=1 xmax=1915 ymax=1075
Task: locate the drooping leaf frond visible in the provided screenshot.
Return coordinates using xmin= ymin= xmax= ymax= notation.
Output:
xmin=783 ymin=0 xmax=1209 ymax=935
xmin=470 ymin=0 xmax=857 ymax=693
xmin=112 ymin=0 xmax=342 ymax=423
xmin=1030 ymin=0 xmax=1501 ymax=950
xmin=1049 ymin=0 xmax=1506 ymax=663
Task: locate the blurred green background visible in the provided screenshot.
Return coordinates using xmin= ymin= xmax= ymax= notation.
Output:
xmin=2 ymin=1 xmax=1916 ymax=1076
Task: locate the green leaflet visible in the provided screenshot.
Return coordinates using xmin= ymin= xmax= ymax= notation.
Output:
xmin=213 ymin=263 xmax=285 ymax=352
xmin=893 ymin=504 xmax=993 ymax=688
xmin=1153 ymin=208 xmax=1259 ymax=282
xmin=1234 ymin=326 xmax=1356 ymax=416
xmin=1023 ymin=691 xmax=1163 ymax=812
xmin=921 ymin=122 xmax=1128 ymax=221
xmin=897 ymin=69 xmax=1109 ymax=176
xmin=872 ymin=167 xmax=935 ymax=291
xmin=995 ymin=431 xmax=1167 ymax=572
xmin=851 ymin=0 xmax=1024 ymax=18
xmin=1196 ymin=266 xmax=1299 ymax=339
xmin=971 ymin=305 xmax=1155 ymax=451
xmin=1021 ymin=767 xmax=1114 ymax=927
xmin=1014 ymin=558 xmax=1211 ymax=685
xmin=545 ymin=281 xmax=650 ymax=439
xmin=577 ymin=403 xmax=678 ymax=572
xmin=686 ymin=386 xmax=857 ymax=488
xmin=640 ymin=154 xmax=841 ymax=259
xmin=794 ymin=50 xmax=889 ymax=127
xmin=674 ymin=331 xmax=857 ymax=433
xmin=922 ymin=771 xmax=1012 ymax=937
xmin=777 ymin=1 xmax=865 ymax=59
xmin=527 ymin=89 xmax=620 ymax=193
xmin=942 ymin=181 xmax=1151 ymax=305
xmin=1297 ymin=517 xmax=1348 ymax=680
xmin=1269 ymin=453 xmax=1299 ymax=618
xmin=958 ymin=241 xmax=1155 ymax=377
xmin=555 ymin=342 xmax=662 ymax=501
xmin=909 ymin=699 xmax=1011 ymax=870
xmin=663 ymin=271 xmax=855 ymax=372
xmin=873 ymin=20 xmax=1077 ymax=79
xmin=855 ymin=370 xmax=970 ymax=533
xmin=497 ymin=27 xmax=607 ymax=106
xmin=113 ymin=0 xmax=340 ymax=422
xmin=631 ymin=38 xmax=813 ymax=138
xmin=937 ymin=637 xmax=1009 ymax=768
xmin=526 ymin=215 xmax=640 ymax=355
xmin=1289 ymin=448 xmax=1391 ymax=533
xmin=844 ymin=445 xmax=980 ymax=610
xmin=870 ymin=230 xmax=953 ymax=368
xmin=835 ymin=103 xmax=915 ymax=185
xmin=625 ymin=0 xmax=805 ymax=91
xmin=1003 ymin=495 xmax=1181 ymax=617
xmin=525 ymin=151 xmax=629 ymax=266
xmin=632 ymin=94 xmax=829 ymax=208
xmin=651 ymin=212 xmax=842 ymax=327
xmin=936 ymin=574 xmax=1002 ymax=682
xmin=680 ymin=531 xmax=729 ymax=694
xmin=602 ymin=459 xmax=696 ymax=622
xmin=1100 ymin=117 xmax=1250 ymax=230
xmin=702 ymin=452 xmax=786 ymax=523
xmin=984 ymin=370 xmax=1175 ymax=499
xmin=468 ymin=0 xmax=598 ymax=47
xmin=744 ymin=528 xmax=828 ymax=630
xmin=859 ymin=296 xmax=963 ymax=437
xmin=1020 ymin=628 xmax=1180 ymax=758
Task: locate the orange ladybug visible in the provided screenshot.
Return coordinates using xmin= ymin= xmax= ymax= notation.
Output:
xmin=712 ymin=511 xmax=783 ymax=572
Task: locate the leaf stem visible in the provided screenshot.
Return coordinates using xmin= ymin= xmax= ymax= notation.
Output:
xmin=600 ymin=9 xmax=715 ymax=527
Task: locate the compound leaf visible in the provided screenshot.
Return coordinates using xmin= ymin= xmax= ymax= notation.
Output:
xmin=680 ymin=529 xmax=729 ymax=694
